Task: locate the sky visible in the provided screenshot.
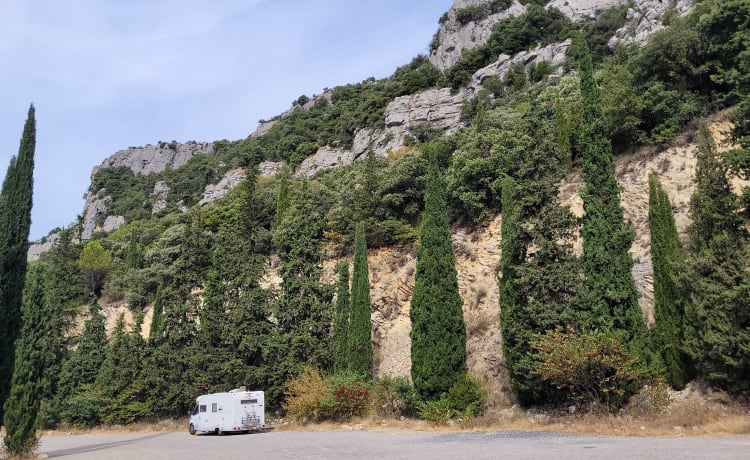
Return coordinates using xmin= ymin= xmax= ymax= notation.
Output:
xmin=0 ymin=0 xmax=453 ymax=241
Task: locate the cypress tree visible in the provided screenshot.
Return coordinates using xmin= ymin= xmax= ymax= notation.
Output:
xmin=648 ymin=174 xmax=686 ymax=389
xmin=574 ymin=39 xmax=645 ymax=345
xmin=347 ymin=222 xmax=373 ymax=377
xmin=410 ymin=149 xmax=466 ymax=401
xmin=275 ymin=172 xmax=289 ymax=230
xmin=149 ymin=286 xmax=164 ymax=342
xmin=0 ymin=104 xmax=36 ymax=425
xmin=332 ymin=261 xmax=350 ymax=372
xmin=3 ymin=265 xmax=48 ymax=456
xmin=682 ymin=121 xmax=749 ymax=393
xmin=498 ymin=176 xmax=525 ymax=398
xmin=498 ymin=97 xmax=580 ymax=406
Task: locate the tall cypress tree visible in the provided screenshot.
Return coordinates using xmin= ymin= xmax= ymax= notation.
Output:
xmin=648 ymin=174 xmax=686 ymax=389
xmin=347 ymin=222 xmax=373 ymax=377
xmin=682 ymin=121 xmax=749 ymax=393
xmin=3 ymin=265 xmax=48 ymax=456
xmin=574 ymin=39 xmax=645 ymax=345
xmin=332 ymin=261 xmax=350 ymax=373
xmin=0 ymin=104 xmax=36 ymax=425
xmin=410 ymin=149 xmax=466 ymax=401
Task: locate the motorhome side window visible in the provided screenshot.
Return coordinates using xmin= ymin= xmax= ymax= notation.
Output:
xmin=192 ymin=405 xmax=198 ymax=415
xmin=212 ymin=403 xmax=218 ymax=413
xmin=199 ymin=405 xmax=206 ymax=413
xmin=241 ymin=399 xmax=258 ymax=404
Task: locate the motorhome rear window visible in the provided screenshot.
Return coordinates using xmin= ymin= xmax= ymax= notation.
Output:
xmin=199 ymin=405 xmax=206 ymax=413
xmin=241 ymin=399 xmax=258 ymax=404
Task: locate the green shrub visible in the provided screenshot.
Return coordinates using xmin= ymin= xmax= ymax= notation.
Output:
xmin=372 ymin=376 xmax=420 ymax=418
xmin=62 ymin=386 xmax=104 ymax=428
xmin=456 ymin=5 xmax=489 ymax=25
xmin=446 ymin=375 xmax=487 ymax=417
xmin=417 ymin=398 xmax=456 ymax=423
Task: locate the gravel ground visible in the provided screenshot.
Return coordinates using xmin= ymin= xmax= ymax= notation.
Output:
xmin=30 ymin=429 xmax=750 ymax=460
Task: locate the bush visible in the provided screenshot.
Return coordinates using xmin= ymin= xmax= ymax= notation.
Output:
xmin=531 ymin=329 xmax=650 ymax=412
xmin=446 ymin=375 xmax=487 ymax=417
xmin=322 ymin=373 xmax=371 ymax=420
xmin=283 ymin=367 xmax=371 ymax=423
xmin=417 ymin=398 xmax=456 ymax=423
xmin=283 ymin=366 xmax=330 ymax=423
xmin=372 ymin=376 xmax=420 ymax=418
xmin=62 ymin=387 xmax=104 ymax=428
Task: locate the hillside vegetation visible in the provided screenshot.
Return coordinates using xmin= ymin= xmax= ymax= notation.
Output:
xmin=3 ymin=0 xmax=750 ymax=436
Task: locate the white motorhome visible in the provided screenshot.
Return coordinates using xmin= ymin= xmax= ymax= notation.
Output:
xmin=189 ymin=389 xmax=265 ymax=435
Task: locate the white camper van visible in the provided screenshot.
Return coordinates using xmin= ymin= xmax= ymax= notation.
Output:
xmin=189 ymin=389 xmax=265 ymax=435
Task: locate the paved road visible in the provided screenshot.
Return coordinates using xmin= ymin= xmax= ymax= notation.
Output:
xmin=34 ymin=430 xmax=750 ymax=459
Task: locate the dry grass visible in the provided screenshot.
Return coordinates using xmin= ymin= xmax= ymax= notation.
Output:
xmin=274 ymin=395 xmax=749 ymax=437
xmin=36 ymin=393 xmax=749 ymax=438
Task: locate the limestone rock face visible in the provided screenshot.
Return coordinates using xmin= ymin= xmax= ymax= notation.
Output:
xmin=547 ymin=0 xmax=629 ymax=21
xmin=258 ymin=161 xmax=287 ymax=178
xmin=429 ymin=1 xmax=526 ymax=72
xmin=81 ymin=194 xmax=112 ymax=239
xmin=150 ymin=181 xmax=170 ymax=214
xmin=91 ymin=141 xmax=214 ymax=178
xmin=471 ymin=39 xmax=571 ymax=89
xmin=199 ymin=168 xmax=246 ymax=205
xmin=609 ymin=0 xmax=698 ymax=48
xmin=102 ymin=215 xmax=125 ymax=234
xmin=28 ymin=231 xmax=60 ymax=262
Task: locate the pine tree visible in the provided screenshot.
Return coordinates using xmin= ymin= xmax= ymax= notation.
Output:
xmin=38 ymin=229 xmax=86 ymax=427
xmin=648 ymin=174 xmax=686 ymax=389
xmin=3 ymin=265 xmax=48 ymax=456
xmin=574 ymin=38 xmax=645 ymax=346
xmin=270 ymin=180 xmax=333 ymax=403
xmin=0 ymin=104 xmax=36 ymax=425
xmin=347 ymin=222 xmax=373 ymax=377
xmin=682 ymin=121 xmax=750 ymax=393
xmin=96 ymin=314 xmax=149 ymax=424
xmin=55 ymin=303 xmax=108 ymax=425
xmin=410 ymin=149 xmax=466 ymax=401
xmin=333 ymin=261 xmax=350 ymax=372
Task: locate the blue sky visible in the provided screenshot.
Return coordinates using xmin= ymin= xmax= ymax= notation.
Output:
xmin=0 ymin=0 xmax=453 ymax=240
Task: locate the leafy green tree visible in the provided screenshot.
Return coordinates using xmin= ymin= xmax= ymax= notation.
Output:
xmin=574 ymin=38 xmax=646 ymax=349
xmin=0 ymin=105 xmax=35 ymax=425
xmin=275 ymin=171 xmax=289 ymax=230
xmin=333 ymin=261 xmax=350 ymax=373
xmin=410 ymin=148 xmax=466 ymax=401
xmin=347 ymin=222 xmax=373 ymax=377
xmin=648 ymin=174 xmax=686 ymax=389
xmin=3 ymin=265 xmax=48 ymax=456
xmin=77 ymin=240 xmax=112 ymax=297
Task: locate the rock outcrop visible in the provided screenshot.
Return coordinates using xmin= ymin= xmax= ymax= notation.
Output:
xmin=429 ymin=0 xmax=527 ymax=72
xmin=609 ymin=0 xmax=698 ymax=48
xmin=28 ymin=231 xmax=60 ymax=262
xmin=91 ymin=141 xmax=215 ymax=178
xmin=199 ymin=168 xmax=246 ymax=205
